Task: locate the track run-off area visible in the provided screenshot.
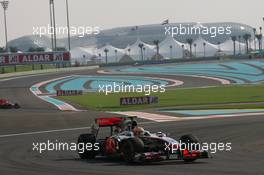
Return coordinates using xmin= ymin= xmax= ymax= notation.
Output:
xmin=0 ymin=60 xmax=264 ymax=175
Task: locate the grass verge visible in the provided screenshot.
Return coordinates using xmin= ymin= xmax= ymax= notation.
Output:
xmin=0 ymin=64 xmax=56 ymax=74
xmin=60 ymin=85 xmax=264 ymax=111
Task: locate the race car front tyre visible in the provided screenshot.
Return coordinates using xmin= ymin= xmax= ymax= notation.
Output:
xmin=77 ymin=134 xmax=97 ymax=159
xmin=180 ymin=134 xmax=200 ymax=163
xmin=180 ymin=134 xmax=199 ymax=145
xmin=14 ymin=103 xmax=20 ymax=109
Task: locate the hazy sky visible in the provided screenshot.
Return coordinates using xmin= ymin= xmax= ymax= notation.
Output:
xmin=0 ymin=0 xmax=263 ymax=46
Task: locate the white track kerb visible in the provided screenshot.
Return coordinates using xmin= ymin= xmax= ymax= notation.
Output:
xmin=30 ymin=76 xmax=80 ymax=111
xmin=97 ymin=70 xmax=231 ymax=85
xmin=113 ymin=111 xmax=264 ymax=122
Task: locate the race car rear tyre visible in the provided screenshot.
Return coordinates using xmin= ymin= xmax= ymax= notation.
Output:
xmin=77 ymin=134 xmax=97 ymax=159
xmin=0 ymin=105 xmax=11 ymax=109
xmin=121 ymin=137 xmax=144 ymax=163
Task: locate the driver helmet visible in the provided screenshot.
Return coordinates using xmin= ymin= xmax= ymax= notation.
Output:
xmin=133 ymin=127 xmax=144 ymax=136
xmin=132 ymin=121 xmax=138 ymax=129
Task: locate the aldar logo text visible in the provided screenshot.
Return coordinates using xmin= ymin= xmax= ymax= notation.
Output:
xmin=165 ymin=23 xmax=232 ymax=38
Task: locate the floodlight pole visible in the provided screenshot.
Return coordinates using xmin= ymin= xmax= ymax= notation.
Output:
xmin=66 ymin=0 xmax=71 ymax=51
xmin=1 ymin=0 xmax=9 ymax=52
xmin=262 ymin=17 xmax=264 ymax=50
xmin=49 ymin=0 xmax=54 ymax=51
xmin=50 ymin=0 xmax=57 ymax=51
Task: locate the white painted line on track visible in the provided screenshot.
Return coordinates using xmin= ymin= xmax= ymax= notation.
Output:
xmin=0 ymin=73 xmax=56 ymax=82
xmin=0 ymin=121 xmax=155 ymax=138
xmin=1 ymin=110 xmax=262 ymax=138
xmin=0 ymin=126 xmax=91 ymax=138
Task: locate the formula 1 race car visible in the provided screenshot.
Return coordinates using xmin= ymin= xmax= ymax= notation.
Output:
xmin=0 ymin=99 xmax=20 ymax=109
xmin=77 ymin=116 xmax=209 ymax=163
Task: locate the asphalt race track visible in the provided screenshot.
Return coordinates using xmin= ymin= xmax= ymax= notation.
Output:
xmin=0 ymin=67 xmax=264 ymax=175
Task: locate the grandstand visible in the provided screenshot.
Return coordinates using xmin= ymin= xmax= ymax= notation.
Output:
xmin=69 ymin=22 xmax=260 ymax=63
xmin=67 ymin=22 xmax=259 ymax=63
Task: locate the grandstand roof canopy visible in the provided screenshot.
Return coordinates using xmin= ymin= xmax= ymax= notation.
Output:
xmin=192 ymin=37 xmax=218 ymax=56
xmin=159 ymin=35 xmax=187 ymax=58
xmin=70 ymin=47 xmax=95 ymax=59
xmin=125 ymin=39 xmax=155 ymax=60
xmin=220 ymin=38 xmax=246 ymax=53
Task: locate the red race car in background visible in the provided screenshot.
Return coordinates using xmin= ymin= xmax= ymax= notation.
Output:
xmin=77 ymin=116 xmax=209 ymax=163
xmin=0 ymin=99 xmax=20 ymax=109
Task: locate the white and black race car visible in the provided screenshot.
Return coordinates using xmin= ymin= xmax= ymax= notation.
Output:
xmin=77 ymin=116 xmax=209 ymax=163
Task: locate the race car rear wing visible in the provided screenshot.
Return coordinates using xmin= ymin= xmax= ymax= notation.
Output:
xmin=95 ymin=116 xmax=137 ymax=127
xmin=92 ymin=116 xmax=137 ymax=137
xmin=96 ymin=117 xmax=123 ymax=127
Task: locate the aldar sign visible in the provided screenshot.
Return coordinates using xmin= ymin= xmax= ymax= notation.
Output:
xmin=120 ymin=96 xmax=159 ymax=106
xmin=0 ymin=52 xmax=70 ymax=66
